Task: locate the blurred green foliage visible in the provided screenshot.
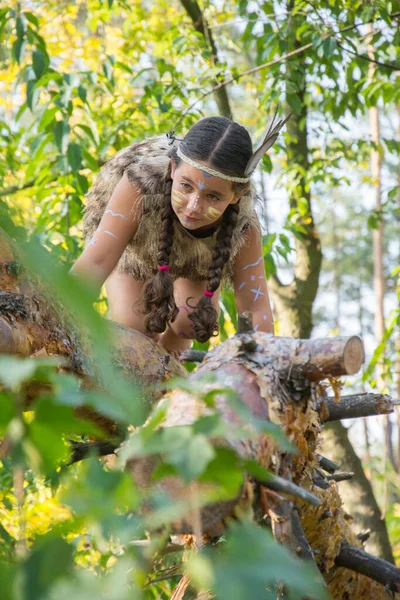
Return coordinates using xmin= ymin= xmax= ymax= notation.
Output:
xmin=1 ymin=0 xmax=400 ymax=596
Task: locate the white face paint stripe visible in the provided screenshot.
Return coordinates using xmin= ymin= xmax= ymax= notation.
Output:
xmin=250 ymin=286 xmax=266 ymax=302
xmin=238 ymin=282 xmax=246 ymax=290
xmin=242 ymin=256 xmax=263 ymax=270
xmin=104 ymin=230 xmax=118 ymax=239
xmin=254 ymin=324 xmax=260 ymax=332
xmin=105 ymin=209 xmax=128 ymax=220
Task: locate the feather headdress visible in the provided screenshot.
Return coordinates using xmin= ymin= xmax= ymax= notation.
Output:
xmin=244 ymin=111 xmax=292 ymax=177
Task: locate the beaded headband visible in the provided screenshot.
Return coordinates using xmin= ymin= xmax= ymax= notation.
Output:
xmin=175 ymin=111 xmax=291 ymax=182
xmin=176 ymin=147 xmax=250 ymax=183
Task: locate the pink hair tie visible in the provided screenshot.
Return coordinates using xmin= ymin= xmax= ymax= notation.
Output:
xmin=204 ymin=290 xmax=214 ymax=298
xmin=158 ymin=265 xmax=170 ymax=271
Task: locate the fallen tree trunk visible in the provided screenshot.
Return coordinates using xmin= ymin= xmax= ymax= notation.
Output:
xmin=1 ymin=227 xmax=398 ymax=598
xmin=122 ymin=329 xmax=398 ymax=598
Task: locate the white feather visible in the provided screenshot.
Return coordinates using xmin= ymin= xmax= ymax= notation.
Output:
xmin=244 ymin=112 xmax=292 ymax=176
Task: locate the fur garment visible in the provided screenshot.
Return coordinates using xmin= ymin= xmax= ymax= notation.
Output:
xmin=83 ymin=134 xmax=260 ymax=283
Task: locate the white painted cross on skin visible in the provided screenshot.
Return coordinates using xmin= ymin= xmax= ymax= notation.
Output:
xmin=250 ymin=286 xmax=265 ymax=302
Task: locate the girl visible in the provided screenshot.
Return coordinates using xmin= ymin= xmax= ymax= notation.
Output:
xmin=71 ymin=115 xmax=287 ymax=356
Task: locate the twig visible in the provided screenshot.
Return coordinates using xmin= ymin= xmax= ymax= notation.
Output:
xmin=174 ymin=11 xmax=400 ymax=127
xmin=335 ymin=542 xmax=400 ymax=592
xmin=257 ymin=473 xmax=321 ymax=506
xmin=317 ymin=454 xmax=341 ymax=474
xmin=291 ymin=509 xmax=315 ymax=561
xmin=146 ymin=566 xmax=182 ymax=586
xmin=319 ymin=392 xmax=394 ymax=422
xmin=326 ymin=471 xmax=354 ymax=482
xmin=130 ymin=539 xmax=185 ymax=554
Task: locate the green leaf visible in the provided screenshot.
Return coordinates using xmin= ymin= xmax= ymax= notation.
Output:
xmin=28 ymin=422 xmax=69 ymax=472
xmin=12 ymin=38 xmax=26 ymax=63
xmin=286 ymin=93 xmax=302 ymax=114
xmin=23 ymin=536 xmax=74 ymax=600
xmin=199 ymin=447 xmax=244 ymax=499
xmin=62 ymin=458 xmax=138 ymax=519
xmin=322 ymin=37 xmax=337 ymax=58
xmin=16 ymin=15 xmax=26 ymax=39
xmin=0 ymin=356 xmax=60 ymax=389
xmin=26 ymin=80 xmax=40 ymax=110
xmin=82 ymin=149 xmax=99 ymax=171
xmin=195 ymin=522 xmax=330 ymax=600
xmin=54 ymin=120 xmax=69 ymax=153
xmin=77 ymin=84 xmax=87 ymax=103
xmin=67 ymin=142 xmax=82 ymax=172
xmin=0 ymin=391 xmax=15 ymax=435
xmin=24 ymin=12 xmax=39 ymax=27
xmin=167 ymin=432 xmax=215 ymax=482
xmin=75 ymin=173 xmax=89 ymax=194
xmin=34 ymin=397 xmax=104 ymax=438
xmin=32 ymin=50 xmax=48 ymax=79
xmin=38 ymin=106 xmax=58 ymax=131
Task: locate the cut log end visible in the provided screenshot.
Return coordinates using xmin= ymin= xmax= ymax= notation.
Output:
xmin=343 ymin=336 xmax=365 ymax=375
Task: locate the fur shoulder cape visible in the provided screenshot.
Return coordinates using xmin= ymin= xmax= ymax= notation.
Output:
xmin=83 ymin=134 xmax=260 ymax=283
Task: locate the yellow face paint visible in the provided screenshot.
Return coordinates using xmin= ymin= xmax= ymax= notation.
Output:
xmin=171 ymin=191 xmax=185 ymax=207
xmin=206 ymin=206 xmax=222 ymax=220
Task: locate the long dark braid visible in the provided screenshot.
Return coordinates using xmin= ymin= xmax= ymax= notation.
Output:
xmin=188 ymin=202 xmax=240 ymax=343
xmin=144 ymin=117 xmax=252 ymax=338
xmin=142 ymin=166 xmax=178 ymax=333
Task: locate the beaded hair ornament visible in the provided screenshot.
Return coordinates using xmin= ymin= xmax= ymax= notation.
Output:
xmin=175 ymin=111 xmax=292 ymax=183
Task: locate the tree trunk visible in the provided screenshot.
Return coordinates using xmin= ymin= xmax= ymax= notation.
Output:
xmin=268 ymin=2 xmax=322 ymax=338
xmin=1 ymin=226 xmax=398 ymax=596
xmin=178 ymin=0 xmax=232 ymax=118
xmin=321 ymin=421 xmax=394 ymax=563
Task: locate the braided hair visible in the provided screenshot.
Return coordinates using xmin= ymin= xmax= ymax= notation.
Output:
xmin=142 ymin=164 xmax=179 ymax=333
xmin=143 ymin=117 xmax=253 ymax=341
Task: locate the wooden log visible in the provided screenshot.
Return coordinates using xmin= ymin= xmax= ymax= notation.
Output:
xmin=319 ymin=393 xmax=394 ymax=422
xmin=335 ymin=542 xmax=400 ymax=592
xmin=198 ymin=334 xmax=365 ymax=382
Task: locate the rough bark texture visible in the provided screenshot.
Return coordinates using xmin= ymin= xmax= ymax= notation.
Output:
xmin=321 ymin=421 xmax=395 ymax=564
xmin=124 ymin=332 xmax=397 ymax=598
xmin=320 ymin=392 xmax=395 ymax=422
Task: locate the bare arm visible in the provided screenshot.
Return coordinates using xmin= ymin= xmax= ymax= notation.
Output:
xmin=71 ymin=172 xmax=143 ymax=295
xmin=233 ymin=223 xmax=274 ymax=334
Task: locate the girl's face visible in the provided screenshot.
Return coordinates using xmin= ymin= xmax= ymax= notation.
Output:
xmin=170 ymin=159 xmax=242 ymax=231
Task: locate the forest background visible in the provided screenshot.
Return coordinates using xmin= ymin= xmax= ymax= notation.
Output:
xmin=0 ymin=0 xmax=400 ymax=597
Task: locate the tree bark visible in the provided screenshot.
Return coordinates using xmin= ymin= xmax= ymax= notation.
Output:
xmin=178 ymin=0 xmax=232 ymax=118
xmin=321 ymin=421 xmax=394 ymax=563
xmin=319 ymin=392 xmax=395 ymax=422
xmin=122 ymin=329 xmax=396 ymax=598
xmin=268 ymin=2 xmax=322 ymax=338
